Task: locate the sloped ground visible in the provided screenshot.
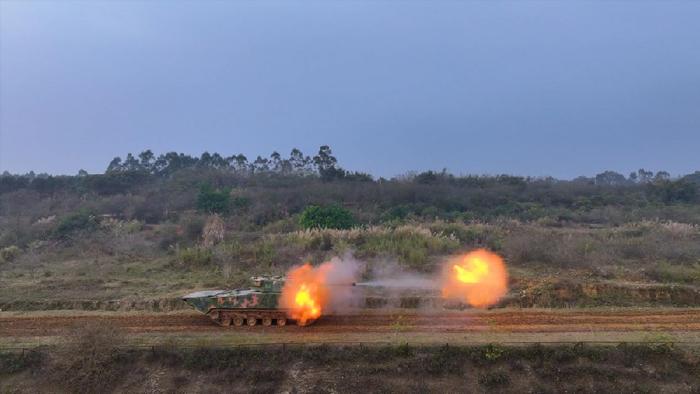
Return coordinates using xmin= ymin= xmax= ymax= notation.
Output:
xmin=2 ymin=221 xmax=700 ymax=312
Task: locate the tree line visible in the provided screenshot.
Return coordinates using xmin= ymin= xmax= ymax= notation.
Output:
xmin=104 ymin=145 xmax=367 ymax=181
xmin=1 ymin=145 xmax=699 ymax=206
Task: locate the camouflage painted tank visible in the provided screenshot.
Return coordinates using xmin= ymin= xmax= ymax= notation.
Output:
xmin=183 ymin=275 xmax=306 ymax=327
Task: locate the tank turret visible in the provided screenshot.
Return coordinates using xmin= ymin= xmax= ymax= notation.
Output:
xmin=249 ymin=275 xmax=285 ymax=291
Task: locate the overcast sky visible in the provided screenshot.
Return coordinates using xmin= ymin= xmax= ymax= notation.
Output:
xmin=1 ymin=1 xmax=699 ymax=178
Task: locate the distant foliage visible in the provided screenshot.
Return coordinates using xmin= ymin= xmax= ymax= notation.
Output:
xmin=177 ymin=246 xmax=213 ymax=266
xmin=0 ymin=245 xmax=20 ymax=263
xmin=82 ymin=171 xmax=149 ymax=195
xmin=54 ymin=211 xmax=99 ymax=238
xmin=595 ymin=171 xmax=627 ymax=186
xmin=648 ymin=180 xmax=697 ymax=203
xmin=104 ymin=147 xmax=320 ymax=177
xmin=299 ymin=205 xmax=355 ymax=230
xmin=98 ymin=145 xmax=369 ymax=182
xmin=182 ymin=215 xmax=206 ymax=241
xmin=196 ymin=185 xmax=231 ymax=215
xmin=2 ymin=145 xmax=700 ymax=249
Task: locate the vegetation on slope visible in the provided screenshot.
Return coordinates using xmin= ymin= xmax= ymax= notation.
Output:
xmin=2 ymin=331 xmax=698 ymax=394
xmin=1 ymin=146 xmax=699 ymax=306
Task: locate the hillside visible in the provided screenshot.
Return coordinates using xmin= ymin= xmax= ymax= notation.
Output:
xmin=1 ymin=147 xmax=699 ymax=309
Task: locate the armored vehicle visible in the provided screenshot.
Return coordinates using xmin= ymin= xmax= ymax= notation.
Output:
xmin=183 ymin=275 xmax=308 ymax=327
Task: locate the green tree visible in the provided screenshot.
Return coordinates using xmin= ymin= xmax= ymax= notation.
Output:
xmin=196 ymin=185 xmax=231 ymax=215
xmin=123 ymin=153 xmax=141 ymax=171
xmin=595 ymin=170 xmax=626 ymax=186
xmin=299 ymin=205 xmax=355 ymax=230
xmin=313 ymin=145 xmax=337 ymax=170
xmin=106 ymin=157 xmax=123 ymax=173
xmin=637 ymin=168 xmax=654 ymax=183
xmin=313 ymin=145 xmax=346 ymax=181
xmin=289 ymin=148 xmax=312 ymax=173
xmin=252 ymin=156 xmax=270 ymax=173
xmin=654 ymin=171 xmax=671 ymax=183
xmin=138 ymin=150 xmax=155 ymax=171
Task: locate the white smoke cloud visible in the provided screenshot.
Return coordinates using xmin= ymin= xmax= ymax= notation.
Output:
xmin=322 ymin=253 xmax=441 ymax=312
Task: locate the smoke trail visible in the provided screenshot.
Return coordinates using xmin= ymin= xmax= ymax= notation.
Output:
xmin=355 ymin=276 xmax=438 ymax=290
xmin=324 ymin=254 xmax=364 ymax=312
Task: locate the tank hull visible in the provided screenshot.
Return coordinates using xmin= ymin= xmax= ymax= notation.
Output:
xmin=182 ymin=276 xmax=316 ymax=327
xmin=183 ymin=290 xmax=280 ymax=313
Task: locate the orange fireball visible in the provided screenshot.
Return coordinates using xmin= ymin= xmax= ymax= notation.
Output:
xmin=442 ymin=249 xmax=508 ymax=308
xmin=294 ymin=283 xmax=320 ymax=317
xmin=280 ymin=263 xmax=331 ymax=325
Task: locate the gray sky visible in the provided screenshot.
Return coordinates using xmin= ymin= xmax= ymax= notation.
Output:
xmin=1 ymin=0 xmax=699 ymax=178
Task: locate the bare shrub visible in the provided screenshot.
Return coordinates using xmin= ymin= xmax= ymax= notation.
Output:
xmin=100 ymin=218 xmax=143 ymax=236
xmin=502 ymin=229 xmax=560 ymax=265
xmin=155 ymin=223 xmax=181 ymax=250
xmin=614 ymin=222 xmax=700 ymax=263
xmin=212 ymin=240 xmax=243 ymax=264
xmin=51 ymin=321 xmax=127 ymax=393
xmin=429 ymin=221 xmax=498 ymax=246
xmin=202 ymin=214 xmax=225 ymax=247
xmin=221 ymin=262 xmax=234 ymax=280
xmin=659 ymin=221 xmax=698 ymax=238
xmin=180 ymin=213 xmax=206 ymax=241
xmin=501 ymin=221 xmax=700 ymax=269
xmin=502 ymin=227 xmax=598 ymax=268
xmin=0 ymin=245 xmax=21 ymax=263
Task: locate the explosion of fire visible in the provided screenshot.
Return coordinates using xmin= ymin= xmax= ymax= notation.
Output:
xmin=280 ymin=263 xmax=332 ymax=325
xmin=279 ymin=251 xmax=507 ymax=325
xmin=441 ymin=249 xmax=508 ymax=308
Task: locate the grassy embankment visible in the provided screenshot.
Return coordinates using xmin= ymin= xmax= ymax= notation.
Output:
xmin=1 ymin=220 xmax=699 ymax=310
xmin=2 ymin=339 xmax=699 ymax=393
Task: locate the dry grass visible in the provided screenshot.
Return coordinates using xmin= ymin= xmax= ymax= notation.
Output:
xmin=2 ymin=220 xmax=700 ymax=309
xmin=501 ymin=221 xmax=700 ymax=272
xmin=49 ymin=321 xmax=128 ymax=393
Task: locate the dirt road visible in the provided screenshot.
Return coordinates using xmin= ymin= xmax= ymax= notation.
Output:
xmin=3 ymin=309 xmax=700 ymax=337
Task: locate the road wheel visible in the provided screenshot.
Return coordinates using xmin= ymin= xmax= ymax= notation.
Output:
xmin=221 ymin=316 xmax=232 ymax=326
xmin=277 ymin=317 xmax=287 ymax=327
xmin=233 ymin=316 xmax=244 ymax=326
xmin=262 ymin=317 xmax=272 ymax=326
xmin=247 ymin=317 xmax=257 ymax=326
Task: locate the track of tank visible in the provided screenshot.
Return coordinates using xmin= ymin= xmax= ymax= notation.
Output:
xmin=3 ymin=309 xmax=700 ymax=337
xmin=205 ymin=308 xmax=314 ymax=327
